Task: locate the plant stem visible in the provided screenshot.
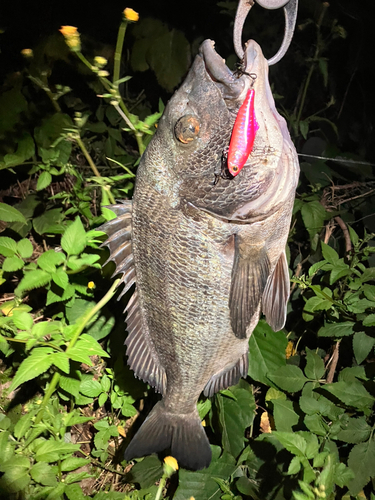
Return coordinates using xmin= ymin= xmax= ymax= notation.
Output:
xmin=34 ymin=279 xmax=120 ymax=424
xmin=155 ymin=475 xmax=167 ymax=500
xmin=113 ymin=21 xmax=127 ymax=86
xmin=75 ymin=136 xmax=116 ymax=204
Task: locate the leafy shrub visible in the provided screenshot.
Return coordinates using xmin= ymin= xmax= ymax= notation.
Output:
xmin=0 ymin=3 xmax=374 ymax=500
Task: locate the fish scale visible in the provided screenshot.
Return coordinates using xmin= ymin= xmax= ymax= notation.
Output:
xmin=100 ymin=39 xmax=299 ymax=470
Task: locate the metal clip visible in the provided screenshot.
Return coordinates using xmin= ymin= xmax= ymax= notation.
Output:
xmin=234 ymin=0 xmax=298 ymax=65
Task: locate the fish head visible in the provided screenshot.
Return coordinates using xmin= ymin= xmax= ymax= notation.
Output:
xmin=137 ymin=38 xmax=298 ymax=219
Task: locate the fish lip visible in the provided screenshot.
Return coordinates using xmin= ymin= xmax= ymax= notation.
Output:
xmin=199 ymin=39 xmax=245 ymax=100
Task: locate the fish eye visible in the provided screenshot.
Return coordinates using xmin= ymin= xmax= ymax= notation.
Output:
xmin=174 ymin=114 xmax=200 ymax=144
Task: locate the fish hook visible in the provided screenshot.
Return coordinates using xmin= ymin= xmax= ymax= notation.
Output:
xmin=233 ymin=0 xmax=298 ymax=65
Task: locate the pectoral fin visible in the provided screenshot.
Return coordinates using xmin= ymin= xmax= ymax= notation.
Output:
xmin=229 ymin=235 xmax=270 ymax=339
xmin=262 ymin=251 xmax=290 ymax=332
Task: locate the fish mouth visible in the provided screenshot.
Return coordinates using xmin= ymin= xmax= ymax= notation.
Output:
xmin=199 ymin=40 xmax=245 ymax=101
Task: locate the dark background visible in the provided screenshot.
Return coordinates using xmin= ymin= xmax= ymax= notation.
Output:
xmin=1 ymin=0 xmax=375 ymax=160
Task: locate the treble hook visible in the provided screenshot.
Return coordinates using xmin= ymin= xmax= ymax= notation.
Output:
xmin=233 ymin=0 xmax=298 ymax=65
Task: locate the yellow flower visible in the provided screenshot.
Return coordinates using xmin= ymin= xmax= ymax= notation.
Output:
xmin=94 ymin=56 xmax=108 ymax=67
xmin=21 ymin=48 xmax=33 ymax=58
xmin=87 ymin=281 xmax=95 ymax=289
xmin=59 ymin=25 xmax=78 ymax=37
xmin=164 ymin=456 xmax=178 ymax=471
xmin=97 ymin=70 xmax=110 ymax=77
xmin=123 ymin=8 xmax=139 ymax=22
xmin=285 ymin=340 xmax=296 ymax=359
xmin=59 ymin=26 xmax=81 ymax=52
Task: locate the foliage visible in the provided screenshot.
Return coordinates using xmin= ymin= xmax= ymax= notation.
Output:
xmin=0 ymin=2 xmax=374 ymax=500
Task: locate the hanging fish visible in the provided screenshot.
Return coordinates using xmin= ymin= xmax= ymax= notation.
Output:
xmin=100 ymin=39 xmax=299 ymax=470
xmin=227 ymin=87 xmax=259 ymax=176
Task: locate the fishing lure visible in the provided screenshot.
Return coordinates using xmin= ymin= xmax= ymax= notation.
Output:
xmin=227 ymin=88 xmax=259 ymax=176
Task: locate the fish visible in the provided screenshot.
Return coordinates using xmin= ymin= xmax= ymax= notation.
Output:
xmin=100 ymin=38 xmax=299 ymax=471
xmin=227 ymin=87 xmax=259 ymax=176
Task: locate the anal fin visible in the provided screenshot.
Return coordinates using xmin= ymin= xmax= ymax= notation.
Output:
xmin=230 ymin=235 xmax=270 ymax=339
xmin=124 ymin=291 xmax=166 ymax=394
xmin=262 ymin=251 xmax=290 ymax=331
xmin=203 ymin=352 xmax=248 ymax=397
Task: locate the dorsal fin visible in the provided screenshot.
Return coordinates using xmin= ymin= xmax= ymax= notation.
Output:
xmin=99 ymin=201 xmax=135 ymax=297
xmin=99 ymin=201 xmax=166 ymax=394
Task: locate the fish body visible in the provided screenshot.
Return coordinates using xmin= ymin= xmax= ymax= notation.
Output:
xmin=227 ymin=88 xmax=259 ymax=176
xmin=100 ymin=39 xmax=299 ymax=470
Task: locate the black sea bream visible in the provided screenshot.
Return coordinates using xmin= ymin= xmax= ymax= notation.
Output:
xmin=100 ymin=39 xmax=299 ymax=470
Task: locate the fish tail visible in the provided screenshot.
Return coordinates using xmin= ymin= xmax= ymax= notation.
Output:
xmin=124 ymin=401 xmax=211 ymax=470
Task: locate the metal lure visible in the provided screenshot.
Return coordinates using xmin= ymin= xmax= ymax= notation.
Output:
xmin=227 ymin=88 xmax=259 ymax=176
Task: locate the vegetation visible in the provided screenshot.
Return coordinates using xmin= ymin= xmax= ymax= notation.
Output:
xmin=0 ymin=2 xmax=374 ymax=499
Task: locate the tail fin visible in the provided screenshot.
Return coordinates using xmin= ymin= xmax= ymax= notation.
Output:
xmin=124 ymin=401 xmax=211 ymax=470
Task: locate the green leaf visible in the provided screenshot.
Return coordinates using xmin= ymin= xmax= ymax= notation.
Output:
xmin=0 ymin=236 xmax=17 ymax=257
xmin=336 ymin=417 xmax=372 ymax=444
xmin=323 ymin=381 xmax=375 ymax=408
xmin=127 ymin=455 xmax=163 ymax=488
xmin=37 ymin=171 xmax=52 ymax=191
xmin=248 ymin=320 xmax=287 ymax=385
xmin=174 ymin=446 xmax=237 ymax=500
xmin=8 ymin=347 xmax=54 ymax=392
xmin=0 ymin=459 xmax=30 ymax=493
xmin=304 ymin=348 xmax=325 ymax=380
xmin=59 ymin=375 xmax=81 ymax=397
xmin=35 ymin=439 xmax=80 ymax=462
xmin=197 ymin=398 xmax=212 ymax=420
xmin=50 ymin=352 xmax=70 ymax=374
xmin=299 ymin=120 xmax=309 ymax=139
xmin=334 ymin=462 xmax=355 ymax=488
xmin=304 ymin=295 xmax=332 ymax=314
xmin=16 ymin=269 xmax=51 ymax=294
xmin=14 ymin=411 xmax=35 ymax=439
xmin=51 ymin=268 xmax=69 ymax=288
xmin=79 ymin=378 xmax=102 ymax=397
xmin=60 ymin=457 xmax=89 ymax=472
xmin=272 ymin=432 xmax=307 ymax=457
xmin=17 ymin=239 xmax=33 ymax=259
xmin=0 ymin=432 xmax=14 ymax=462
xmin=37 ymin=249 xmax=66 ymax=273
xmin=61 ymin=217 xmax=87 ymax=256
xmin=268 ymin=365 xmax=308 ymax=393
xmin=363 ymin=284 xmax=375 ymax=301
xmin=30 ymin=461 xmax=57 ymax=486
xmin=46 ymin=284 xmax=75 ymax=305
xmin=363 ymin=314 xmax=375 ymax=327
xmin=272 ymin=399 xmax=299 ymax=432
xmin=348 ymin=439 xmax=375 ymax=495
xmin=321 ymin=241 xmax=339 ymax=264
xmin=301 ymin=201 xmax=327 ymax=239
xmin=2 ymin=256 xmax=25 ymax=272
xmin=353 ymin=331 xmax=375 ymax=364
xmin=67 ymin=334 xmax=109 ymax=365
xmin=65 ymin=483 xmax=87 ymax=500
xmin=288 ymin=456 xmax=301 ymax=474
xmin=304 ymin=413 xmax=328 ymax=436
xmin=31 ymin=320 xmax=62 ymax=338
xmin=329 ymin=258 xmax=350 ymax=284
xmin=3 ymin=133 xmax=35 ymax=167
xmin=318 ymin=57 xmax=328 ymax=86
xmin=0 ymin=202 xmax=27 ymax=224
xmin=12 ymin=310 xmax=33 ymax=330
xmin=318 ymin=322 xmax=354 ymax=337
xmin=33 ymin=208 xmax=64 ymax=235
xmin=217 ymin=386 xmax=256 ymax=458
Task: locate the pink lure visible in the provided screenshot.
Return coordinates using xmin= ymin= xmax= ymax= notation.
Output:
xmin=227 ymin=88 xmax=259 ymax=176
